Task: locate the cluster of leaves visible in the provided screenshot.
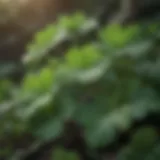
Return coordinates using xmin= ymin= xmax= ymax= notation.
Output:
xmin=0 ymin=13 xmax=160 ymax=160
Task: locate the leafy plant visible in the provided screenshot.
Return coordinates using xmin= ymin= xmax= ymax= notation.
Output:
xmin=0 ymin=13 xmax=160 ymax=160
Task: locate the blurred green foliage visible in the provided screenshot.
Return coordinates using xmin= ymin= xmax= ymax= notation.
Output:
xmin=52 ymin=148 xmax=80 ymax=160
xmin=0 ymin=13 xmax=160 ymax=160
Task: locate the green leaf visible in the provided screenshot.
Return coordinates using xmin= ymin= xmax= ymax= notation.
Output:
xmin=58 ymin=12 xmax=86 ymax=31
xmin=24 ymin=24 xmax=58 ymax=64
xmin=22 ymin=67 xmax=54 ymax=94
xmin=86 ymin=106 xmax=132 ymax=148
xmin=100 ymin=24 xmax=139 ymax=48
xmin=65 ymin=44 xmax=102 ymax=69
xmin=34 ymin=117 xmax=64 ymax=141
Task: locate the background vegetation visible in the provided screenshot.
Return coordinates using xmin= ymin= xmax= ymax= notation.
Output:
xmin=0 ymin=1 xmax=160 ymax=160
